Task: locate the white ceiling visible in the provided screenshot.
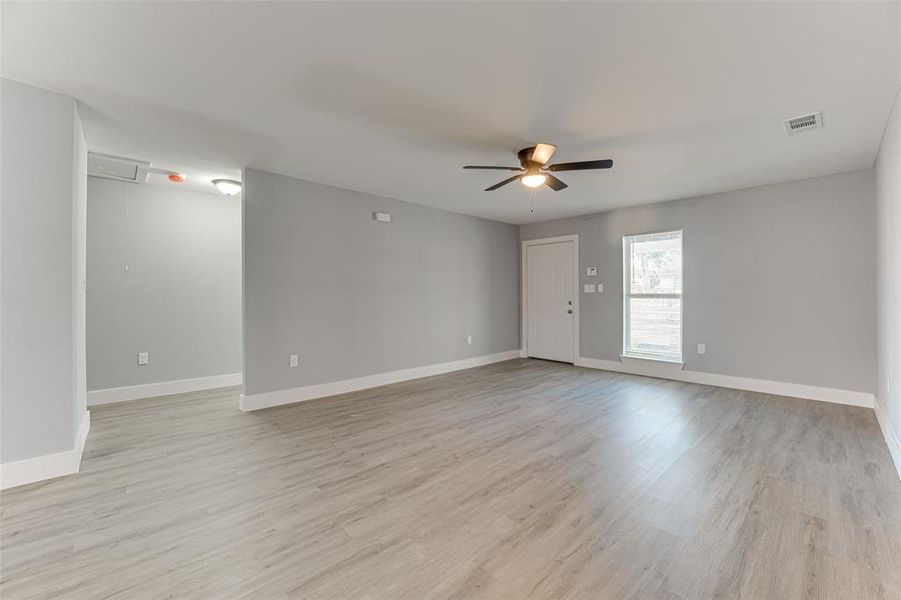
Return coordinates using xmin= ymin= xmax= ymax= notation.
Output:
xmin=2 ymin=2 xmax=899 ymax=224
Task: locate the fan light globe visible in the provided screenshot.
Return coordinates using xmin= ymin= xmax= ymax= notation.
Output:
xmin=521 ymin=174 xmax=547 ymax=188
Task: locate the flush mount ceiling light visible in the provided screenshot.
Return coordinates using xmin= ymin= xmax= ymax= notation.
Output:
xmin=212 ymin=179 xmax=242 ymax=196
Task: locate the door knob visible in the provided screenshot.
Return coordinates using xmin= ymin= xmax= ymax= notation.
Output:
xmin=567 ymin=309 xmax=573 ymax=314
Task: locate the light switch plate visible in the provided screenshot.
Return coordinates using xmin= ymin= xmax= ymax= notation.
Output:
xmin=697 ymin=343 xmax=706 ymax=355
xmin=289 ymin=354 xmax=299 ymax=368
xmin=137 ymin=352 xmax=149 ymax=366
xmin=583 ymin=284 xmax=596 ymax=293
xmin=586 ymin=267 xmax=598 ymax=276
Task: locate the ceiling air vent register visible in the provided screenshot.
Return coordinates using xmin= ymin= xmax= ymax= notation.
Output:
xmin=87 ymin=152 xmax=151 ymax=183
xmin=784 ymin=111 xmax=823 ymax=135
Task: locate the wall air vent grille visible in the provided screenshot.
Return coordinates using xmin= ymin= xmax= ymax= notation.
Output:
xmin=784 ymin=111 xmax=823 ymax=135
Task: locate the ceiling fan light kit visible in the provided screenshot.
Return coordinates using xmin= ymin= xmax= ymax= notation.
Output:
xmin=463 ymin=143 xmax=613 ymax=192
xmin=521 ymin=173 xmax=547 ymax=188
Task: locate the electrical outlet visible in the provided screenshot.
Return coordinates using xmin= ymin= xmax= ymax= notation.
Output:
xmin=289 ymin=354 xmax=299 ymax=368
xmin=137 ymin=352 xmax=149 ymax=365
xmin=697 ymin=343 xmax=706 ymax=355
xmin=466 ymin=335 xmax=472 ymax=345
xmin=598 ymin=283 xmax=604 ymax=293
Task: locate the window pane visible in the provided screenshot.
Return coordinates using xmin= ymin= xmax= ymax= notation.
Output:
xmin=629 ymin=232 xmax=682 ymax=294
xmin=626 ymin=297 xmax=681 ymax=360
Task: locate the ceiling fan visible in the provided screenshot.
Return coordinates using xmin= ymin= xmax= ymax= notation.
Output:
xmin=463 ymin=143 xmax=613 ymax=192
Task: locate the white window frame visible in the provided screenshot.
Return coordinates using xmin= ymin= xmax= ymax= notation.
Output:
xmin=622 ymin=229 xmax=683 ymax=364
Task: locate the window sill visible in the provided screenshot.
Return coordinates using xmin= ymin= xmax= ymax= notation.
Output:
xmin=620 ymin=354 xmax=684 ymax=367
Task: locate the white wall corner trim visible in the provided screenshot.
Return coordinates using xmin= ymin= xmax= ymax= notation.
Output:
xmin=875 ymin=397 xmax=901 ymax=481
xmin=240 ymin=350 xmax=522 ymax=412
xmin=574 ymin=357 xmax=875 ymax=409
xmin=0 ymin=410 xmax=90 ymax=490
xmin=88 ymin=373 xmax=243 ymax=406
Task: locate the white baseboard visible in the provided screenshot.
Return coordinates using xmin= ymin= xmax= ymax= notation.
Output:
xmin=574 ymin=357 xmax=875 ymax=408
xmin=88 ymin=373 xmax=243 ymax=406
xmin=875 ymin=397 xmax=901 ymax=481
xmin=240 ymin=350 xmax=522 ymax=412
xmin=0 ymin=410 xmax=90 ymax=490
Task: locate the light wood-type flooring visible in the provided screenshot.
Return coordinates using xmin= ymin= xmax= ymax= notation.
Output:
xmin=2 ymin=359 xmax=900 ymax=599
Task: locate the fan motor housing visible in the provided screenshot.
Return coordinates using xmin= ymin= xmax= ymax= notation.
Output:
xmin=517 ymin=146 xmax=539 ymax=168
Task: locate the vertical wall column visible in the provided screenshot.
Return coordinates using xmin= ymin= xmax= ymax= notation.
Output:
xmin=0 ymin=79 xmax=89 ymax=489
xmin=875 ymin=89 xmax=901 ymax=479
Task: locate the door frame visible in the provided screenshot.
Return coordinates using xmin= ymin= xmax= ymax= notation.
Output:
xmin=521 ymin=234 xmax=580 ymax=363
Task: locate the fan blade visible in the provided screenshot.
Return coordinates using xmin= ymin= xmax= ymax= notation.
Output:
xmin=463 ymin=165 xmax=524 ymax=171
xmin=545 ymin=174 xmax=568 ymax=191
xmin=530 ymin=143 xmax=557 ymax=165
xmin=548 ymin=159 xmax=613 ymax=172
xmin=485 ymin=174 xmax=522 ymax=191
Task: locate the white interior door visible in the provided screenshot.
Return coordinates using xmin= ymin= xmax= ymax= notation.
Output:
xmin=526 ymin=241 xmax=575 ymax=363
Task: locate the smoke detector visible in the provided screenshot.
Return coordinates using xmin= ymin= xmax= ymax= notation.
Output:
xmin=784 ymin=111 xmax=823 ymax=135
xmin=88 ymin=152 xmax=150 ymax=183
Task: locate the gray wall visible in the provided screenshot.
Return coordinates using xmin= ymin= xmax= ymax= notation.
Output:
xmin=87 ymin=178 xmax=242 ymax=390
xmin=876 ymin=90 xmax=900 ymax=438
xmin=1 ymin=79 xmax=85 ymax=463
xmin=521 ymin=169 xmax=877 ymax=393
xmin=242 ymin=168 xmax=520 ymax=396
